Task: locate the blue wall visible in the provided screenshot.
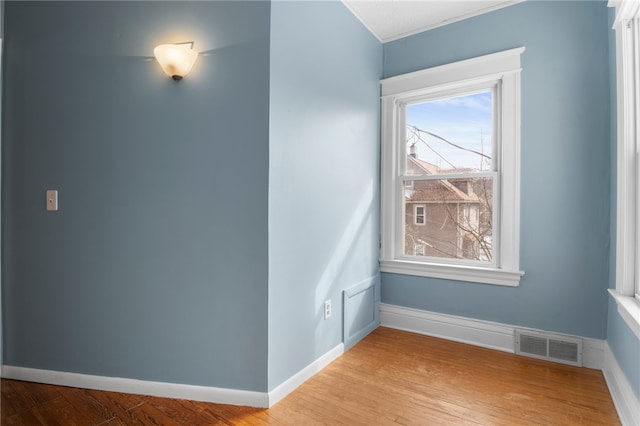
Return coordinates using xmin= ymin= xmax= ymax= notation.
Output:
xmin=268 ymin=1 xmax=381 ymax=389
xmin=2 ymin=1 xmax=270 ymax=391
xmin=382 ymin=1 xmax=611 ymax=339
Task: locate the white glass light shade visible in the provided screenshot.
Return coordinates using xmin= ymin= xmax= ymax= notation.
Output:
xmin=153 ymin=43 xmax=198 ymax=81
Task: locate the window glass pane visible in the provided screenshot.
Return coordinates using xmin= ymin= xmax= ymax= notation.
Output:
xmin=406 ymin=91 xmax=493 ymax=175
xmin=404 ymin=177 xmax=494 ymax=262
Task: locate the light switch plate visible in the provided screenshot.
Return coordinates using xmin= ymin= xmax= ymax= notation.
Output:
xmin=46 ymin=190 xmax=58 ymax=211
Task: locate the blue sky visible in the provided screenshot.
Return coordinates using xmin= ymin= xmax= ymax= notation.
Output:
xmin=406 ymin=91 xmax=493 ymax=171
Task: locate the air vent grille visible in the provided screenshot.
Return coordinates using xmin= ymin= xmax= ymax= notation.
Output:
xmin=520 ymin=335 xmax=547 ymax=357
xmin=549 ymin=339 xmax=579 ymax=362
xmin=515 ymin=330 xmax=582 ymax=367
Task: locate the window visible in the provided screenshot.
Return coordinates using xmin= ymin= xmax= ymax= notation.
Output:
xmin=609 ymin=0 xmax=640 ymax=339
xmin=413 ymin=204 xmax=426 ymax=225
xmin=404 ymin=91 xmax=494 ymax=263
xmin=380 ymin=48 xmax=525 ymax=286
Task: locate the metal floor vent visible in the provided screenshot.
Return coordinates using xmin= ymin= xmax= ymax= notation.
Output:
xmin=515 ymin=330 xmax=582 ymax=367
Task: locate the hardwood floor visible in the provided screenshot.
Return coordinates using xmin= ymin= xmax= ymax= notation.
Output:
xmin=1 ymin=327 xmax=620 ymax=425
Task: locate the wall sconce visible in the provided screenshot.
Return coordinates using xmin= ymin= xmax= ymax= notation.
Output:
xmin=153 ymin=42 xmax=198 ymax=81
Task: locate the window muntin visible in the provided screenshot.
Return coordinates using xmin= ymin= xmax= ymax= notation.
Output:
xmin=380 ymin=47 xmax=524 ymax=286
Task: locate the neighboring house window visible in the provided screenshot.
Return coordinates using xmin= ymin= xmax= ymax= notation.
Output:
xmin=609 ymin=0 xmax=640 ymax=339
xmin=380 ymin=48 xmax=525 ymax=286
xmin=414 ymin=205 xmax=426 ymax=225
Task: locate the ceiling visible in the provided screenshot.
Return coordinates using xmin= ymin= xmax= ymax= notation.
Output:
xmin=342 ymin=0 xmax=520 ymax=43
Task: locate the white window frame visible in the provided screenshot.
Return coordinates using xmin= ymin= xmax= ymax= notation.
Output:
xmin=380 ymin=48 xmax=525 ymax=287
xmin=609 ymin=0 xmax=640 ymax=339
xmin=414 ymin=204 xmax=426 ymax=226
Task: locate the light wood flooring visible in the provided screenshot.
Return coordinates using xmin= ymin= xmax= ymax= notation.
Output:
xmin=0 ymin=327 xmax=620 ymax=425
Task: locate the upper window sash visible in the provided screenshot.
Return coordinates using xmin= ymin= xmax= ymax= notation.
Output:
xmin=398 ymin=85 xmax=499 ymax=176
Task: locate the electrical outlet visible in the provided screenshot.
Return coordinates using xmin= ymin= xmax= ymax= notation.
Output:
xmin=46 ymin=190 xmax=58 ymax=211
xmin=324 ymin=299 xmax=332 ymax=320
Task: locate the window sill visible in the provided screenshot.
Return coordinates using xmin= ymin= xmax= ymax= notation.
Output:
xmin=609 ymin=289 xmax=640 ymax=340
xmin=379 ymin=259 xmax=523 ymax=287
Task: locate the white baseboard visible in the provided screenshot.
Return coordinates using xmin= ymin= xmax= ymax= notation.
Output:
xmin=603 ymin=342 xmax=640 ymax=426
xmin=380 ymin=303 xmax=515 ymax=353
xmin=1 ymin=343 xmax=345 ymax=409
xmin=582 ymin=336 xmax=605 ymax=370
xmin=1 ymin=365 xmax=270 ymax=408
xmin=379 ymin=303 xmax=604 ymax=370
xmin=267 ymin=343 xmax=344 ymax=407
